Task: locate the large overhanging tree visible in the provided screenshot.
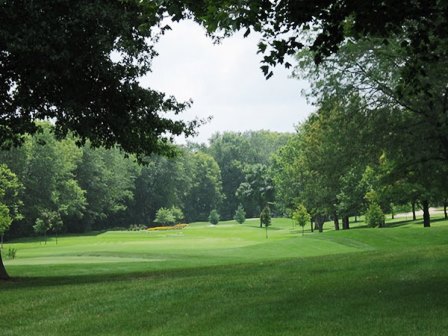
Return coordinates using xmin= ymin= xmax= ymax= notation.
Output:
xmin=0 ymin=1 xmax=202 ymax=159
xmin=2 ymin=1 xmax=447 ymax=157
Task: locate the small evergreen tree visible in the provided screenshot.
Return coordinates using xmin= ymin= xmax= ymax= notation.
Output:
xmin=234 ymin=204 xmax=246 ymax=224
xmin=208 ymin=209 xmax=220 ymax=225
xmin=365 ymin=202 xmax=385 ymax=228
xmin=292 ymin=204 xmax=311 ymax=236
xmin=260 ymin=206 xmax=271 ymax=239
xmin=260 ymin=206 xmax=271 ymax=227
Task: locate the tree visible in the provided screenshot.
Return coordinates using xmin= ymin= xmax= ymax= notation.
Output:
xmin=208 ymin=210 xmax=220 ymax=225
xmin=236 ymin=164 xmax=275 ymax=218
xmin=184 ymin=153 xmax=223 ymax=222
xmin=207 ymin=131 xmax=290 ymax=219
xmin=154 ymin=208 xmax=176 ymax=226
xmin=0 ymin=204 xmax=12 ymax=249
xmin=365 ymin=202 xmax=386 ymax=228
xmin=0 ymin=164 xmax=22 ymax=228
xmin=0 ymin=1 xmax=200 ymax=159
xmin=172 ymin=1 xmax=447 ymax=90
xmin=75 ymin=144 xmax=138 ymax=231
xmin=0 ymin=164 xmax=22 ymax=280
xmin=33 ymin=218 xmax=49 ymax=245
xmin=260 ymin=206 xmax=271 ymax=239
xmin=49 ymin=213 xmax=64 ymax=245
xmin=233 ymin=205 xmax=246 ymax=224
xmin=292 ymin=204 xmax=311 ymax=236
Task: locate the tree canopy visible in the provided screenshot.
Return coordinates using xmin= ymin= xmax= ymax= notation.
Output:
xmin=0 ymin=1 xmax=200 ymax=159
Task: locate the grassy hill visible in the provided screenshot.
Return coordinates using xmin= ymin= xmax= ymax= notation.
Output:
xmin=1 ymin=216 xmax=448 ymax=335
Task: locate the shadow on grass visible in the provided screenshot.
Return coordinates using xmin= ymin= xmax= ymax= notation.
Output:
xmin=384 ymin=216 xmax=447 ymax=228
xmin=0 ymin=265 xmax=213 ymax=290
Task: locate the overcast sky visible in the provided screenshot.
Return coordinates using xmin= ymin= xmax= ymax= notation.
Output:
xmin=141 ymin=20 xmax=314 ymax=144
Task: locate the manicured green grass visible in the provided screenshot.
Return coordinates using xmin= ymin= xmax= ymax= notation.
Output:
xmin=1 ymin=216 xmax=448 ymax=335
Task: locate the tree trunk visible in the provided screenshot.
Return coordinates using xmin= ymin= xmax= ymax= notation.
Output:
xmin=310 ymin=220 xmax=314 ymax=233
xmin=0 ymin=233 xmax=3 ymax=249
xmin=444 ymin=201 xmax=447 ymax=220
xmin=0 ymin=251 xmax=9 ymax=280
xmin=333 ymin=212 xmax=340 ymax=231
xmin=422 ymin=200 xmax=430 ymax=227
xmin=412 ymin=202 xmax=416 ymax=221
xmin=354 ymin=216 xmax=358 ymax=223
xmin=342 ymin=216 xmax=350 ymax=230
xmin=315 ymin=216 xmax=324 ymax=233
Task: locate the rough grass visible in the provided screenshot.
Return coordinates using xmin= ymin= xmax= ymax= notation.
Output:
xmin=1 ymin=215 xmax=448 ymax=335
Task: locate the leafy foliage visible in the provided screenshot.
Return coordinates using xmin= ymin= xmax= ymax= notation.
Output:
xmin=154 ymin=208 xmax=176 ymax=226
xmin=292 ymin=204 xmax=311 ymax=235
xmin=0 ymin=1 xmax=199 ymax=159
xmin=233 ymin=205 xmax=246 ymax=224
xmin=208 ymin=210 xmax=220 ymax=225
xmin=365 ymin=203 xmax=386 ymax=228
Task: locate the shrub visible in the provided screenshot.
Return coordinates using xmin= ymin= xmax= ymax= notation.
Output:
xmin=209 ymin=210 xmax=220 ymax=225
xmin=170 ymin=206 xmax=184 ymax=224
xmin=234 ymin=204 xmax=246 ymax=224
xmin=154 ymin=207 xmax=176 ymax=226
xmin=365 ymin=202 xmax=385 ymax=228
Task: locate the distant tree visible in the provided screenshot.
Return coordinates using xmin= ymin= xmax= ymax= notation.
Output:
xmin=260 ymin=206 xmax=271 ymax=239
xmin=184 ymin=153 xmax=223 ymax=222
xmin=236 ymin=164 xmax=275 ymax=218
xmin=208 ymin=210 xmax=220 ymax=225
xmin=292 ymin=204 xmax=311 ymax=236
xmin=260 ymin=206 xmax=271 ymax=227
xmin=154 ymin=208 xmax=176 ymax=226
xmin=0 ymin=204 xmax=12 ymax=249
xmin=33 ymin=218 xmax=49 ymax=245
xmin=49 ymin=213 xmax=64 ymax=245
xmin=233 ymin=204 xmax=246 ymax=224
xmin=365 ymin=203 xmax=385 ymax=228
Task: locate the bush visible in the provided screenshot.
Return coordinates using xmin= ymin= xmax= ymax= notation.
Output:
xmin=365 ymin=202 xmax=385 ymax=228
xmin=234 ymin=204 xmax=246 ymax=224
xmin=170 ymin=206 xmax=184 ymax=224
xmin=209 ymin=210 xmax=220 ymax=225
xmin=154 ymin=207 xmax=176 ymax=226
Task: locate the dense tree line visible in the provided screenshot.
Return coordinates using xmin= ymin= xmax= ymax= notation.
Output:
xmin=272 ymin=29 xmax=448 ymax=229
xmin=0 ymin=126 xmax=288 ymax=239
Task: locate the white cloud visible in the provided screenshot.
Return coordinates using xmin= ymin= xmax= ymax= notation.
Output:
xmin=140 ymin=20 xmax=314 ymax=144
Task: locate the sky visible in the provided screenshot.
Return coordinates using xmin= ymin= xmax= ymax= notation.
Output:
xmin=141 ymin=20 xmax=314 ymax=144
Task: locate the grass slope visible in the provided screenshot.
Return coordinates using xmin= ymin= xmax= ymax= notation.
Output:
xmin=1 ymin=216 xmax=448 ymax=335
